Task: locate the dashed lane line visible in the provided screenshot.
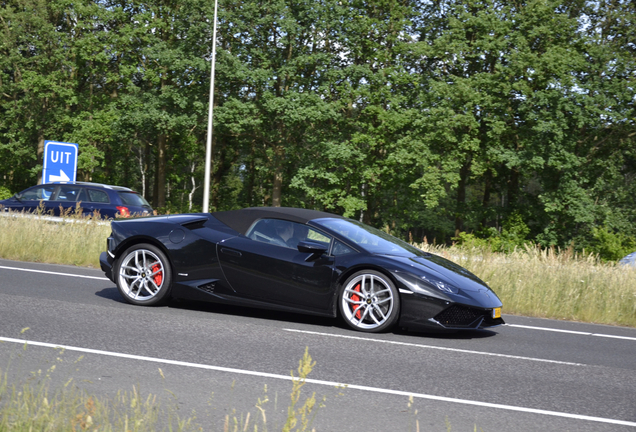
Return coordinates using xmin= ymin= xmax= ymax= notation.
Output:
xmin=1 ymin=336 xmax=635 ymax=428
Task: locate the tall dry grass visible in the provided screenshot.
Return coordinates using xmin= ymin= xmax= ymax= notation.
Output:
xmin=0 ymin=211 xmax=110 ymax=267
xmin=0 ymin=210 xmax=634 ymax=327
xmin=416 ymin=243 xmax=636 ymax=327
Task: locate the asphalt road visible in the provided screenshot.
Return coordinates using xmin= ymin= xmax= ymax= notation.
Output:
xmin=1 ymin=257 xmax=635 ymax=431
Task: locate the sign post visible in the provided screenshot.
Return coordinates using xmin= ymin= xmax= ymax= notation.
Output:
xmin=42 ymin=141 xmax=79 ymax=184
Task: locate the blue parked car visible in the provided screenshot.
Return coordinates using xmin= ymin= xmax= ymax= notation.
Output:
xmin=619 ymin=252 xmax=636 ymax=268
xmin=0 ymin=182 xmax=153 ymax=219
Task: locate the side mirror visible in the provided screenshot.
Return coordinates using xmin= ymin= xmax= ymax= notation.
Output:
xmin=297 ymin=241 xmax=328 ymax=261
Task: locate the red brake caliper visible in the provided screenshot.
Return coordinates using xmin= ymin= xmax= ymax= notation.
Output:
xmin=151 ymin=264 xmax=163 ymax=286
xmin=351 ymin=283 xmax=362 ymax=319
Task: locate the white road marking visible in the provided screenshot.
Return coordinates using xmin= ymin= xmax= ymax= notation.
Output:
xmin=1 ymin=336 xmax=635 ymax=428
xmin=506 ymin=324 xmax=636 ymax=341
xmin=0 ymin=265 xmax=109 ymax=281
xmin=283 ymin=329 xmax=585 ymax=366
xmin=3 ymin=264 xmax=634 ymax=343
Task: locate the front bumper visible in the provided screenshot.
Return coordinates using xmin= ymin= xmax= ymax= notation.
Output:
xmin=398 ymin=292 xmax=505 ymax=332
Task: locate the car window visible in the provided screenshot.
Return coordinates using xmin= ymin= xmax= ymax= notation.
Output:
xmin=87 ymin=189 xmax=110 ymax=203
xmin=55 ymin=185 xmax=83 ymax=202
xmin=315 ymin=217 xmax=426 ymax=256
xmin=20 ymin=186 xmax=56 ymax=201
xmin=247 ymin=219 xmax=332 ymax=250
xmin=118 ymin=191 xmax=149 ymax=206
xmin=332 ymin=240 xmax=355 ymax=256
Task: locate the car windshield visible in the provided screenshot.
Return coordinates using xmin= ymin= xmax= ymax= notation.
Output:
xmin=314 ymin=218 xmax=425 ymax=256
xmin=117 ymin=191 xmax=150 ymax=207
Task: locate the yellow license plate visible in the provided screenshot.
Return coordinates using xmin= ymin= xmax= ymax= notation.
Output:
xmin=492 ymin=308 xmax=501 ymax=319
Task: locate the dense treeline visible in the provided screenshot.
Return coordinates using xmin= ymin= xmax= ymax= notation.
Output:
xmin=1 ymin=0 xmax=635 ymax=256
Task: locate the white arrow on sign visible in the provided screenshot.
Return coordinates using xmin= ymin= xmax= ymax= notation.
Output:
xmin=48 ymin=170 xmax=70 ymax=182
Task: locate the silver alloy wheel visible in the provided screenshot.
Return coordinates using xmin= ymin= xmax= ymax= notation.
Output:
xmin=341 ymin=273 xmax=395 ymax=331
xmin=118 ymin=248 xmax=166 ymax=301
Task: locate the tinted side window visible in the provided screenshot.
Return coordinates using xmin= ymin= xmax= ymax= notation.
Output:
xmin=333 ymin=240 xmax=355 ymax=256
xmin=87 ymin=189 xmax=110 ymax=203
xmin=20 ymin=186 xmax=56 ymax=201
xmin=118 ymin=191 xmax=149 ymax=206
xmin=56 ymin=185 xmax=83 ymax=202
xmin=247 ymin=219 xmax=332 ymax=250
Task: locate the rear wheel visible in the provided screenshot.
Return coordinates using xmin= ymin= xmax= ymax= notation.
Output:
xmin=115 ymin=243 xmax=172 ymax=305
xmin=338 ymin=270 xmax=400 ymax=332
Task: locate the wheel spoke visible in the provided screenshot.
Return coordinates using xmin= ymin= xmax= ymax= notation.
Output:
xmin=344 ymin=296 xmax=364 ymax=305
xmin=142 ymin=280 xmax=158 ymax=296
xmin=375 ymin=296 xmax=392 ymax=305
xmin=354 ymin=305 xmax=370 ymax=325
xmin=368 ymin=307 xmax=382 ymax=325
xmin=359 ymin=276 xmax=369 ymax=295
xmin=122 ymin=265 xmax=140 ymax=273
xmin=374 ymin=288 xmax=391 ymax=296
xmin=132 ymin=278 xmax=143 ymax=299
xmin=351 ymin=304 xmax=363 ymax=316
xmin=345 ymin=288 xmax=363 ymax=297
xmin=372 ymin=304 xmax=387 ymax=321
xmin=148 ymin=267 xmax=162 ymax=278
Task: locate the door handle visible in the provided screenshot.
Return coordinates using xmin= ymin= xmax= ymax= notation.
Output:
xmin=221 ymin=248 xmax=242 ymax=257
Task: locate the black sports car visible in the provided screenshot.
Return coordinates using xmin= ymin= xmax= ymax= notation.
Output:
xmin=99 ymin=207 xmax=504 ymax=333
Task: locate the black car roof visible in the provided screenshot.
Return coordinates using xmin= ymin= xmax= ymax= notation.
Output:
xmin=213 ymin=207 xmax=344 ymax=235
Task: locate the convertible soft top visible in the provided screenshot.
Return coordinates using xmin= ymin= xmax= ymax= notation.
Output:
xmin=212 ymin=206 xmax=344 ymax=236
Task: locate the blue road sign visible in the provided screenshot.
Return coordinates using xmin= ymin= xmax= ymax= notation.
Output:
xmin=43 ymin=141 xmax=78 ymax=184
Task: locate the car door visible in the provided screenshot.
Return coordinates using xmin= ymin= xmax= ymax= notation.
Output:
xmin=8 ymin=185 xmax=57 ymax=214
xmin=79 ymin=188 xmax=114 ymax=218
xmin=49 ymin=184 xmax=83 ymax=216
xmin=217 ymin=220 xmax=336 ymax=313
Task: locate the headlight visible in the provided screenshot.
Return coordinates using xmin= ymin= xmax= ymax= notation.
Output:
xmin=394 ymin=272 xmax=459 ymax=300
xmin=421 ymin=275 xmax=460 ymax=294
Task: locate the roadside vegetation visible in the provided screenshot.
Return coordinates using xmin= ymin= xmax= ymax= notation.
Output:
xmin=416 ymin=242 xmax=636 ymax=328
xmin=1 ymin=210 xmax=634 ymax=328
xmin=0 ymin=209 xmax=109 ymax=268
xmin=0 ymin=344 xmax=329 ymax=432
xmin=2 ymin=1 xmax=636 ymax=258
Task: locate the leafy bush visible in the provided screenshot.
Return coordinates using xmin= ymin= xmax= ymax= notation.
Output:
xmin=587 ymin=226 xmax=636 ymax=262
xmin=454 ymin=212 xmax=532 ymax=252
xmin=0 ymin=186 xmax=13 ymax=200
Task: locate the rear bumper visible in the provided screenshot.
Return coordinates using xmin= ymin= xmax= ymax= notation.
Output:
xmin=99 ymin=251 xmax=115 ymax=282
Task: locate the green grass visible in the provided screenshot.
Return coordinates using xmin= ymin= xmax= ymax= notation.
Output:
xmin=1 ymin=209 xmax=634 ymax=327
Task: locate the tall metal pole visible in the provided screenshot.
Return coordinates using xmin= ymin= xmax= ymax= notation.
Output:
xmin=202 ymin=0 xmax=218 ymax=213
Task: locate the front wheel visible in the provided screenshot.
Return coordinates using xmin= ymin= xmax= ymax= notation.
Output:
xmin=338 ymin=270 xmax=400 ymax=333
xmin=115 ymin=243 xmax=172 ymax=306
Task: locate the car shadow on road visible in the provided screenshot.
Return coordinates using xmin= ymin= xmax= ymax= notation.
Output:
xmin=393 ymin=326 xmax=500 ymax=340
xmin=95 ymin=288 xmax=500 ymax=340
xmin=94 ymin=287 xmax=130 ymax=304
xmin=169 ymin=297 xmax=344 ymax=327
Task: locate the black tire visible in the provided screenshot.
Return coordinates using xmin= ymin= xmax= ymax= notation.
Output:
xmin=338 ymin=270 xmax=400 ymax=333
xmin=115 ymin=243 xmax=172 ymax=306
